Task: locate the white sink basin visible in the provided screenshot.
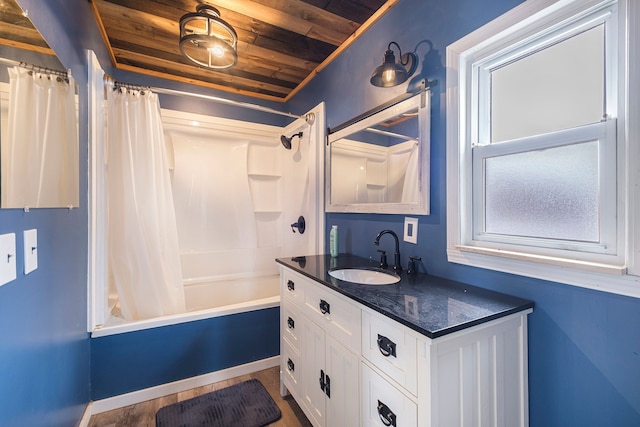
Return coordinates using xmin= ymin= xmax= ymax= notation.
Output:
xmin=328 ymin=268 xmax=400 ymax=285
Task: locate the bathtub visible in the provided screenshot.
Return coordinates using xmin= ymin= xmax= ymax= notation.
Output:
xmin=184 ymin=274 xmax=281 ymax=312
xmin=92 ymin=274 xmax=281 ymax=337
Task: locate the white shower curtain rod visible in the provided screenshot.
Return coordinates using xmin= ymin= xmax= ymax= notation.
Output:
xmin=103 ymin=73 xmax=302 ymax=120
xmin=0 ymin=57 xmax=69 ymax=81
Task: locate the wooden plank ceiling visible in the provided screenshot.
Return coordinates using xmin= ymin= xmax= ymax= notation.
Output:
xmin=90 ymin=0 xmax=398 ymax=101
xmin=0 ymin=0 xmax=55 ymax=56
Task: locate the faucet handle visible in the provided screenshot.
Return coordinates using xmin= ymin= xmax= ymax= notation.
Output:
xmin=377 ymin=249 xmax=388 ymax=269
xmin=407 ymin=256 xmax=422 ymax=276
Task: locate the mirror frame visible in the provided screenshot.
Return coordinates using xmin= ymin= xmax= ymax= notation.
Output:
xmin=326 ymin=88 xmax=430 ymax=214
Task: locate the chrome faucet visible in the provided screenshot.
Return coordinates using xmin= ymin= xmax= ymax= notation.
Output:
xmin=374 ymin=230 xmax=401 ymax=272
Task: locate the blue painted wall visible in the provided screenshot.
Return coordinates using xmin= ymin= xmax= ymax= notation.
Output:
xmin=91 ymin=308 xmax=280 ymax=400
xmin=0 ymin=1 xmax=93 ymax=425
xmin=288 ymin=1 xmax=640 ymax=426
xmin=1 ymin=0 xmax=286 ymax=424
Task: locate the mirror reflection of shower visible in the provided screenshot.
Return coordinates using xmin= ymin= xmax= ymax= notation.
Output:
xmin=280 ymin=131 xmax=303 ymax=150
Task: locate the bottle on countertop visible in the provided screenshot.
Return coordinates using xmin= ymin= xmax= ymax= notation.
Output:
xmin=329 ymin=225 xmax=339 ymax=257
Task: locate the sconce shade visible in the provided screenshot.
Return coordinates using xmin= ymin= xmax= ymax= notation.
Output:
xmin=370 ymin=42 xmax=418 ymax=87
xmin=179 ymin=5 xmax=238 ymax=69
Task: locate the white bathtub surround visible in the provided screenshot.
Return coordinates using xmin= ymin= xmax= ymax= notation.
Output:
xmin=88 ymin=95 xmax=326 ymax=333
xmin=107 ymin=88 xmax=185 ymax=321
xmin=330 ymin=138 xmax=418 ymax=205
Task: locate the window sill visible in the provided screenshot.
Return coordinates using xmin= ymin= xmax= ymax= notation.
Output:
xmin=447 ymin=245 xmax=640 ymax=299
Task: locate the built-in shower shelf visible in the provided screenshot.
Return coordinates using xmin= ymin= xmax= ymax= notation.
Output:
xmin=254 ymin=210 xmax=282 ymax=214
xmin=248 ymin=173 xmax=282 ymax=180
xmin=366 ymin=183 xmax=386 ymax=188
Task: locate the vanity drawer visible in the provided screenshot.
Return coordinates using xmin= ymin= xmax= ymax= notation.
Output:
xmin=281 ymin=300 xmax=302 ymax=353
xmin=281 ymin=338 xmax=302 ymax=398
xmin=304 ymin=280 xmax=361 ymax=353
xmin=362 ymin=309 xmax=418 ymax=396
xmin=281 ymin=268 xmax=306 ymax=308
xmin=362 ymin=362 xmax=417 ymax=427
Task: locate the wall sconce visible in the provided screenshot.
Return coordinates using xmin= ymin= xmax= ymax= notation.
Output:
xmin=370 ymin=41 xmax=418 ymax=87
xmin=179 ymin=5 xmax=238 ymax=69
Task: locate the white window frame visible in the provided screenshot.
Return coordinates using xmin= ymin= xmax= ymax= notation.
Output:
xmin=446 ymin=0 xmax=640 ymax=298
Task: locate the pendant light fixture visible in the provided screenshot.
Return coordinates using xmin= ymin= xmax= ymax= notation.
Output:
xmin=179 ymin=5 xmax=238 ymax=69
xmin=370 ymin=41 xmax=418 ymax=87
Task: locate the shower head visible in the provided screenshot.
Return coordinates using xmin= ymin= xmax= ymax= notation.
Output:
xmin=280 ymin=132 xmax=303 ymax=150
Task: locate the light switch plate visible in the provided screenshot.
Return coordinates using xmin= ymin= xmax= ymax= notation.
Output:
xmin=24 ymin=229 xmax=38 ymax=274
xmin=0 ymin=233 xmax=17 ymax=286
xmin=404 ymin=217 xmax=419 ymax=244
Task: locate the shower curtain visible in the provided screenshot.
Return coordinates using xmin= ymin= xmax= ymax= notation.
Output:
xmin=2 ymin=67 xmax=78 ymax=208
xmin=107 ymin=88 xmax=185 ymax=320
xmin=401 ymin=142 xmax=419 ymax=202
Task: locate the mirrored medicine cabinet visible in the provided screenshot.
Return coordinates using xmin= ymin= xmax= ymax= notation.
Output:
xmin=326 ymin=86 xmax=430 ymax=214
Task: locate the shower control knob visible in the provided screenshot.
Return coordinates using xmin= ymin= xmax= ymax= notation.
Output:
xmin=290 ymin=216 xmax=306 ymax=234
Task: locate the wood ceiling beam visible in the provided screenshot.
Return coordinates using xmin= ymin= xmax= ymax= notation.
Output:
xmin=284 ymin=0 xmax=401 ymax=102
xmin=113 ymin=48 xmax=294 ymax=97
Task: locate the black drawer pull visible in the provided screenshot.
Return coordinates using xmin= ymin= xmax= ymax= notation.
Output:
xmin=287 ymin=358 xmax=294 ymax=372
xmin=325 ymin=373 xmax=331 ymax=398
xmin=377 ymin=400 xmax=397 ymax=427
xmin=319 ymin=370 xmax=331 ymax=398
xmin=287 ymin=280 xmax=295 ymax=291
xmin=287 ymin=316 xmax=295 ymax=329
xmin=319 ymin=299 xmax=330 ymax=315
xmin=377 ymin=334 xmax=397 ymax=358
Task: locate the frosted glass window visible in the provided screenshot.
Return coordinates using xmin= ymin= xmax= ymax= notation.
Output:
xmin=491 ymin=25 xmax=605 ymax=143
xmin=484 ymin=141 xmax=599 ymax=241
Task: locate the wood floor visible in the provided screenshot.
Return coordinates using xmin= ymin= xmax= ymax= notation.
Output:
xmin=88 ymin=366 xmax=313 ymax=427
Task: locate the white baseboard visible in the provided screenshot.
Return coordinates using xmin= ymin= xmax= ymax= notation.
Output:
xmin=86 ymin=356 xmax=280 ymax=417
xmin=78 ymin=404 xmax=92 ymax=427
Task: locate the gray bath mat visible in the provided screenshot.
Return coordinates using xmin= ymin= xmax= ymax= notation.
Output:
xmin=155 ymin=378 xmax=281 ymax=427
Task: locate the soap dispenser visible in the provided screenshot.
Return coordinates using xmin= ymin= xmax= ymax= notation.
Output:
xmin=329 ymin=225 xmax=339 ymax=257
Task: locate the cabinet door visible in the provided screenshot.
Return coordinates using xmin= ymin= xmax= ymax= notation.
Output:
xmin=325 ymin=334 xmax=360 ymax=427
xmin=302 ymin=318 xmax=326 ymax=427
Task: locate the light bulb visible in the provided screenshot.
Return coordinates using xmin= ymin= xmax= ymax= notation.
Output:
xmin=208 ymin=45 xmax=225 ymax=57
xmin=382 ymin=69 xmax=396 ymax=84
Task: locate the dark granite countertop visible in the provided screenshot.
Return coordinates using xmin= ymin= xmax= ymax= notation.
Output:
xmin=276 ymin=254 xmax=534 ymax=339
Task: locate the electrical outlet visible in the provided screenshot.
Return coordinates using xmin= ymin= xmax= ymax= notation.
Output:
xmin=404 ymin=217 xmax=418 ymax=244
xmin=0 ymin=233 xmax=17 ymax=286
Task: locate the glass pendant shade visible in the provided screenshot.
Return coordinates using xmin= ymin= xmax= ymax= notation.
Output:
xmin=370 ymin=42 xmax=418 ymax=87
xmin=179 ymin=5 xmax=238 ymax=69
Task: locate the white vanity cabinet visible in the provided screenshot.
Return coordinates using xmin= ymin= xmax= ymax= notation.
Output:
xmin=280 ymin=267 xmax=360 ymax=427
xmin=279 ymin=263 xmax=532 ymax=427
xmin=361 ymin=308 xmax=530 ymax=427
xmin=361 ymin=309 xmax=419 ymax=427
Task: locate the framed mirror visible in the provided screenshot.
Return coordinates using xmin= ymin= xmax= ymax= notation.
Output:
xmin=326 ymin=88 xmax=430 ymax=214
xmin=0 ymin=0 xmax=79 ymax=209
